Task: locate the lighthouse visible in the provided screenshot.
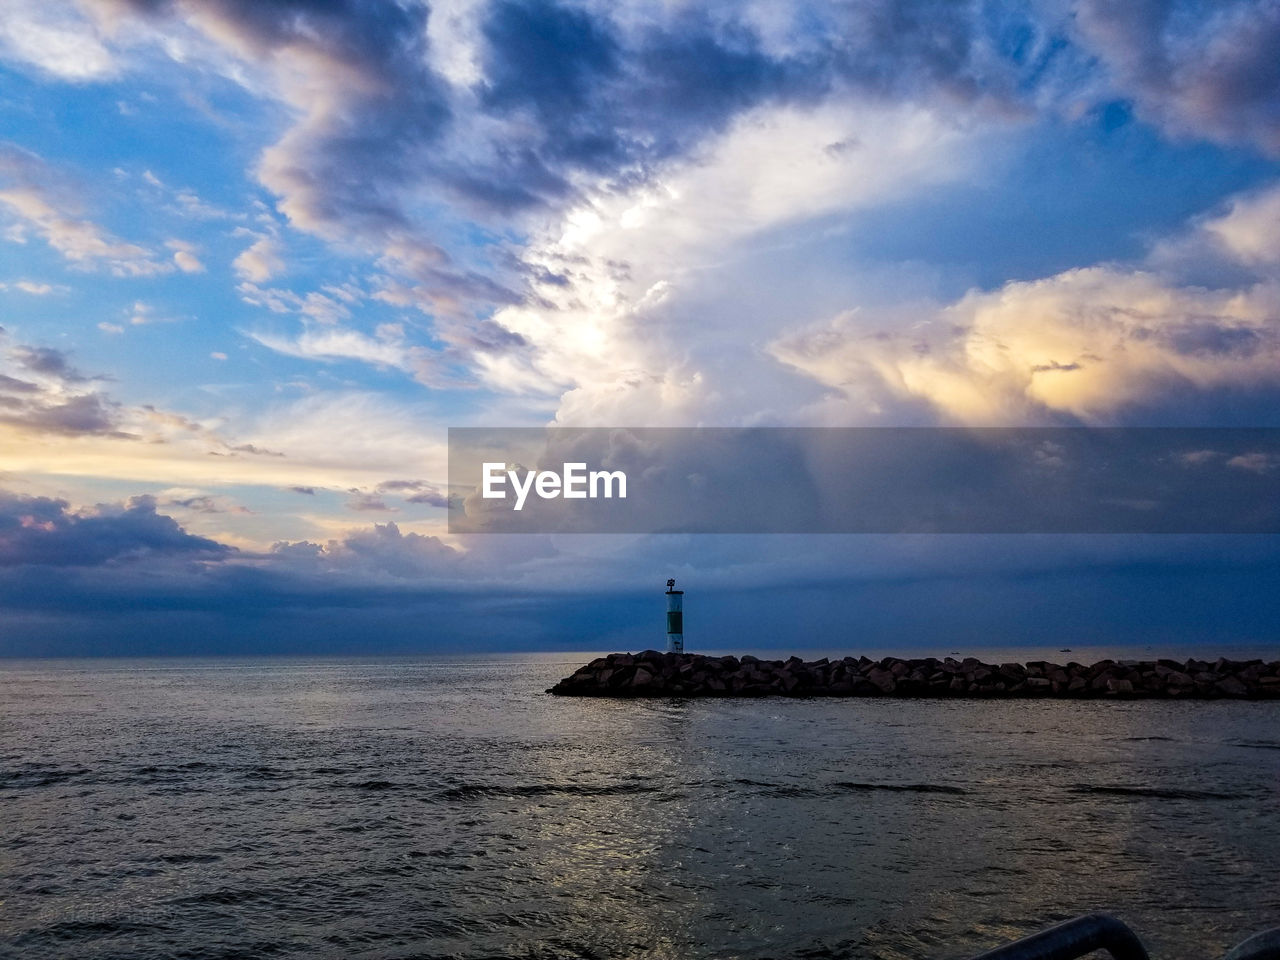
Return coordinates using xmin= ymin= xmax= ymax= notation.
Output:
xmin=665 ymin=578 xmax=684 ymax=653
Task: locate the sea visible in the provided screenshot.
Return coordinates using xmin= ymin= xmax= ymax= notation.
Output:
xmin=2 ymin=647 xmax=1279 ymax=960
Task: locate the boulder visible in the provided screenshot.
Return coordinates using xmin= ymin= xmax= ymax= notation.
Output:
xmin=1215 ymin=676 xmax=1248 ymax=698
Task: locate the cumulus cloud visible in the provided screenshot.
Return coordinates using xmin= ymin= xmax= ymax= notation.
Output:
xmin=47 ymin=0 xmax=1278 ymax=415
xmin=0 ymin=489 xmax=231 ymax=566
xmin=0 ymin=483 xmax=477 ymax=629
xmin=62 ymin=0 xmax=1057 ymax=382
xmin=0 ymin=484 xmax=460 ymax=580
xmin=764 ymin=176 xmax=1280 ymax=427
xmin=270 ymin=521 xmax=462 ymax=580
xmin=470 ymin=97 xmax=993 ymax=421
xmin=771 ymin=267 xmax=1280 ymax=425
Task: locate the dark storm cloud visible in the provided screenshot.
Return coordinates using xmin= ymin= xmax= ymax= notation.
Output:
xmin=1 ymin=489 xmax=1279 ymax=657
xmin=1074 ymin=0 xmax=1280 ymax=153
xmin=0 ymin=486 xmax=461 ymax=583
xmin=0 ymin=491 xmax=231 ymax=567
xmin=471 ymin=1 xmax=834 ymax=204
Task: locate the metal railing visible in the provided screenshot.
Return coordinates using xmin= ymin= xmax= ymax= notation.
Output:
xmin=968 ymin=914 xmax=1280 ymax=960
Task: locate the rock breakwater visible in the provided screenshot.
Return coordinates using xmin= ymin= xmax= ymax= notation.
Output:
xmin=549 ymin=651 xmax=1280 ymax=699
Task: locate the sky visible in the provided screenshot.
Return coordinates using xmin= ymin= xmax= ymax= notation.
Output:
xmin=2 ymin=0 xmax=1280 ymax=656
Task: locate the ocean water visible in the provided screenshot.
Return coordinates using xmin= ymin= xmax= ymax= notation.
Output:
xmin=2 ymin=652 xmax=1279 ymax=960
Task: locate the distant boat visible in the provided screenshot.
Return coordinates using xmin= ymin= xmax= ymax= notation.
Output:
xmin=1060 ymin=648 xmax=1072 ymax=652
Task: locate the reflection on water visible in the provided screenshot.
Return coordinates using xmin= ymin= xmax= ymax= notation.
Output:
xmin=1 ymin=655 xmax=1278 ymax=959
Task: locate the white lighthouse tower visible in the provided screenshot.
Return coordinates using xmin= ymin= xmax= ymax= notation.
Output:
xmin=665 ymin=578 xmax=684 ymax=653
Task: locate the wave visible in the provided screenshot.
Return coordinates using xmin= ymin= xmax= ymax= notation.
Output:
xmin=340 ymin=779 xmax=402 ymax=791
xmin=0 ymin=767 xmax=90 ymax=789
xmin=722 ymin=778 xmax=966 ymax=797
xmin=435 ymin=782 xmax=664 ymax=802
xmin=1069 ymin=784 xmax=1248 ymax=800
xmin=832 ymin=781 xmax=968 ymax=795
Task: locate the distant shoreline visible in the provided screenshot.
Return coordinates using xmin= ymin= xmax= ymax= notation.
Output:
xmin=550 ymin=652 xmax=1280 ymax=699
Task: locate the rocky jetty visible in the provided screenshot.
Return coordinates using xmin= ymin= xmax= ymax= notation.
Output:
xmin=549 ymin=651 xmax=1280 ymax=699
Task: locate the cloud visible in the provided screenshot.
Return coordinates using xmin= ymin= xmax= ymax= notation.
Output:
xmin=128 ymin=300 xmax=179 ymax=325
xmin=232 ymin=235 xmax=283 ymax=282
xmin=0 ymin=0 xmax=117 ymax=80
xmin=167 ymin=239 xmax=206 ymax=273
xmin=246 ymin=317 xmax=493 ymax=390
xmin=1073 ymin=0 xmax=1280 ymax=155
xmin=0 ymin=489 xmax=231 ymax=567
xmin=759 ymin=175 xmax=1280 ymax=427
xmin=67 ymin=0 xmax=1042 ymax=342
xmin=54 ymin=0 xmax=1274 ymax=418
xmin=0 ymin=329 xmax=304 ymax=485
xmin=237 ymin=282 xmax=352 ymax=324
xmin=345 ymin=490 xmax=393 ymax=512
xmin=469 ymin=97 xmax=991 ymax=420
xmin=1226 ymin=451 xmax=1277 ymax=473
xmin=374 ymin=478 xmax=448 ymax=507
xmin=1 ymin=391 xmax=124 ymax=436
xmin=771 ymin=267 xmax=1280 ymax=425
xmin=0 ymin=279 xmax=60 ymax=295
xmin=0 ymin=481 xmax=1276 ymax=657
xmin=157 ymin=488 xmax=251 ymax=514
xmin=270 ymin=520 xmax=461 ymax=580
xmin=1201 ymin=182 xmax=1280 ymax=267
xmin=248 ymin=326 xmax=411 ymax=371
xmin=0 ymin=330 xmax=131 ymax=437
xmin=0 ymin=143 xmax=169 ymax=275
